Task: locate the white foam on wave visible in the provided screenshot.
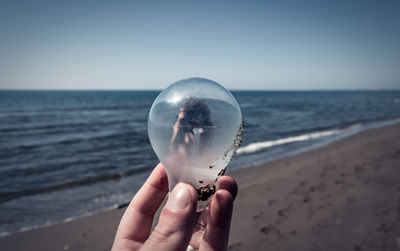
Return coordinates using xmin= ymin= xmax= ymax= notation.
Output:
xmin=236 ymin=129 xmax=342 ymax=155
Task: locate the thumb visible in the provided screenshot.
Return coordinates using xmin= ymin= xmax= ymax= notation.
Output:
xmin=141 ymin=183 xmax=197 ymax=251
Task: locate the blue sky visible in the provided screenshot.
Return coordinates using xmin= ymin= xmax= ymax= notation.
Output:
xmin=0 ymin=1 xmax=399 ymax=90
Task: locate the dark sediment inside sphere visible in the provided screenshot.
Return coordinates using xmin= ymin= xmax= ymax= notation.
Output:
xmin=197 ymin=184 xmax=216 ymax=201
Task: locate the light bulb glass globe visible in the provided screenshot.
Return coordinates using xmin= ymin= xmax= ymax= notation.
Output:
xmin=148 ymin=78 xmax=243 ymax=211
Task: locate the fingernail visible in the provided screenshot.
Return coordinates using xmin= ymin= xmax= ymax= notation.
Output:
xmin=165 ymin=183 xmax=191 ymax=210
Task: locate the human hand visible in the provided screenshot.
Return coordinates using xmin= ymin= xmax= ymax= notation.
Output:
xmin=111 ymin=163 xmax=238 ymax=251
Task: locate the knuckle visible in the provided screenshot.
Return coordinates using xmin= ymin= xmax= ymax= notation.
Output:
xmin=128 ymin=202 xmax=153 ymax=217
xmin=149 ymin=225 xmax=177 ymax=244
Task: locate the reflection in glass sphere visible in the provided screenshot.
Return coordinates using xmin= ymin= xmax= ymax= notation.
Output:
xmin=148 ymin=78 xmax=243 ymax=211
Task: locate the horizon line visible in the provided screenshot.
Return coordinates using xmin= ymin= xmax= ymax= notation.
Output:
xmin=0 ymin=88 xmax=400 ymax=92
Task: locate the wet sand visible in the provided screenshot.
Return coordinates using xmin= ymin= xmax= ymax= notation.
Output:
xmin=0 ymin=123 xmax=399 ymax=251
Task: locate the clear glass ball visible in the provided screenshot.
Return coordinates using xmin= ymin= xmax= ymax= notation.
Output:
xmin=148 ymin=78 xmax=243 ymax=211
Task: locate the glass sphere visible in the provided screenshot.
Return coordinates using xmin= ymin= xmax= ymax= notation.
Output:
xmin=148 ymin=78 xmax=243 ymax=211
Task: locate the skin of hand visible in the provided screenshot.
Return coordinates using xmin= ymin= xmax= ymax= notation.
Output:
xmin=112 ymin=163 xmax=238 ymax=251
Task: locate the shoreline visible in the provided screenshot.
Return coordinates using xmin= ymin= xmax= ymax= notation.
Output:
xmin=0 ymin=122 xmax=399 ymax=250
xmin=1 ymin=118 xmax=399 ymax=239
xmin=229 ymin=122 xmax=400 ymax=250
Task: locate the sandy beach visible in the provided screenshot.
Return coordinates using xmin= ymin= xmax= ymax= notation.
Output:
xmin=0 ymin=123 xmax=399 ymax=251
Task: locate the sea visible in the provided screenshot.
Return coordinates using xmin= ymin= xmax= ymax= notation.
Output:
xmin=1 ymin=90 xmax=400 ymax=237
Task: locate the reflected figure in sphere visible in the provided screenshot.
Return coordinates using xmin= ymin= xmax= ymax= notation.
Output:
xmin=169 ymin=98 xmax=213 ymax=156
xmin=148 ymin=78 xmax=243 ymax=212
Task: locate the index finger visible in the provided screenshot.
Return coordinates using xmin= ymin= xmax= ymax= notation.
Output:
xmin=113 ymin=163 xmax=169 ymax=249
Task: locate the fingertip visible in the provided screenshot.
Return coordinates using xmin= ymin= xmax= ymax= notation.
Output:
xmin=182 ymin=182 xmax=199 ymax=203
xmin=217 ymin=176 xmax=238 ymax=200
xmin=151 ymin=163 xmax=169 ymax=190
xmin=164 ymin=183 xmax=197 ymax=211
xmin=154 ymin=162 xmax=167 ymax=177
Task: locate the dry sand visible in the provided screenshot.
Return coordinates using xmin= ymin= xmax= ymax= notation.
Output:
xmin=0 ymin=123 xmax=399 ymax=251
xmin=229 ymin=123 xmax=400 ymax=251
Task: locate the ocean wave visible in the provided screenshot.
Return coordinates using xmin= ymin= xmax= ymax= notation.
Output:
xmin=236 ymin=128 xmax=344 ymax=155
xmin=236 ymin=120 xmax=392 ymax=156
xmin=0 ymin=166 xmax=152 ymax=203
xmin=0 ymin=128 xmax=148 ymax=155
xmin=0 ymin=104 xmax=151 ymax=117
xmin=0 ymin=118 xmax=134 ymax=134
